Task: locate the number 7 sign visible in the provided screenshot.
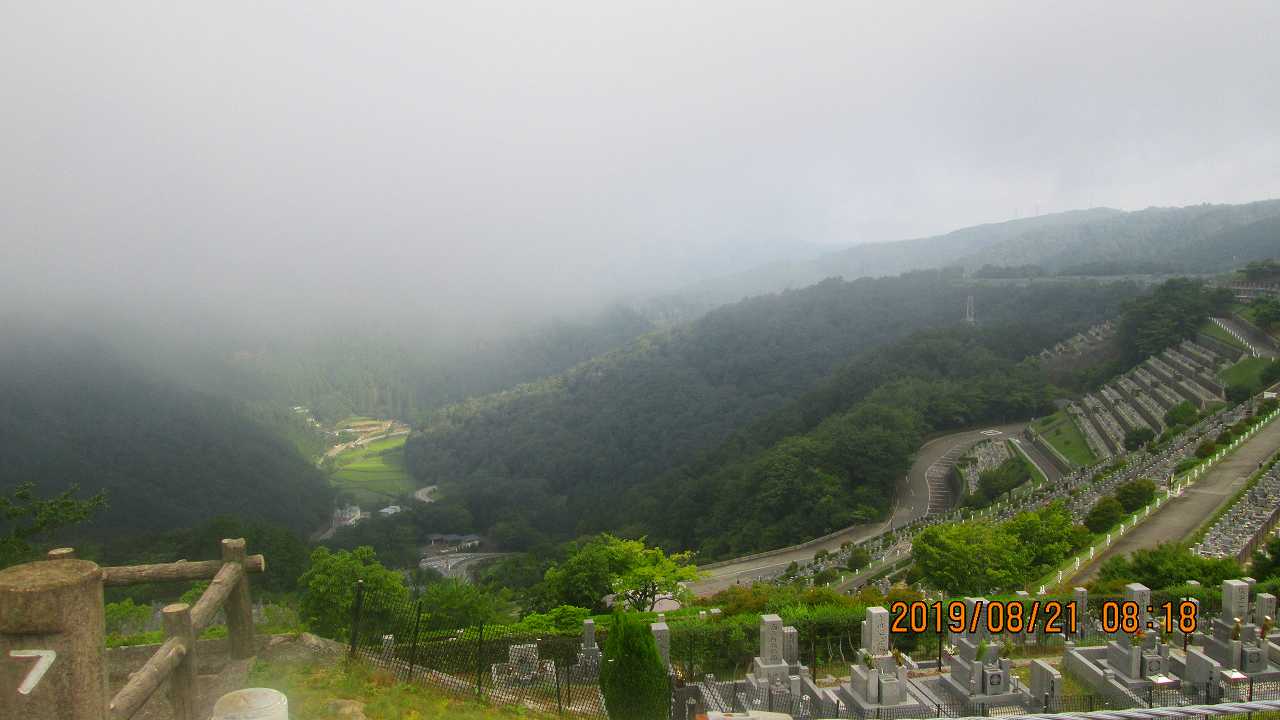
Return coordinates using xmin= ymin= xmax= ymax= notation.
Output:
xmin=9 ymin=650 xmax=56 ymax=695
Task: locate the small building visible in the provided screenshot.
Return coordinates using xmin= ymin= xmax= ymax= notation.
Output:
xmin=334 ymin=505 xmax=363 ymax=527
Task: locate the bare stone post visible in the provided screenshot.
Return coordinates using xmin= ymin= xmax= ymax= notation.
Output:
xmin=162 ymin=604 xmax=198 ymax=720
xmin=0 ymin=556 xmax=107 ymax=720
xmin=221 ymin=538 xmax=256 ymax=659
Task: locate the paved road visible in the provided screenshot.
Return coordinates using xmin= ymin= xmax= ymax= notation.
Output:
xmin=689 ymin=422 xmax=1032 ymax=596
xmin=1073 ymin=417 xmax=1280 ymax=583
xmin=419 ymin=552 xmax=513 ymax=580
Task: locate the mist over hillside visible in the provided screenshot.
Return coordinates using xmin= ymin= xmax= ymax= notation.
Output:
xmin=662 ymin=200 xmax=1280 ymax=311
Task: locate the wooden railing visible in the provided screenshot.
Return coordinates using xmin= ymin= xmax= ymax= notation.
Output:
xmin=0 ymin=538 xmax=264 ymax=720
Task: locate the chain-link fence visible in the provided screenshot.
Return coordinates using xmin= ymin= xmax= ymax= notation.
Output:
xmin=347 ymin=581 xmax=609 ymax=719
xmin=340 ymin=580 xmax=1280 ymax=720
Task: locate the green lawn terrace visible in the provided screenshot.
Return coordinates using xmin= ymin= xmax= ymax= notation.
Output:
xmin=1220 ymin=357 xmax=1274 ymax=392
xmin=1032 ymin=411 xmax=1098 ymax=468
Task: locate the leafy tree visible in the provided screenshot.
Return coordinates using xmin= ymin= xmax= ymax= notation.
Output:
xmin=1116 ymin=279 xmax=1231 ymax=364
xmin=846 ymin=546 xmax=872 ymax=571
xmin=541 ymin=535 xmax=698 ymax=612
xmin=1123 ymin=427 xmax=1155 ymax=451
xmin=298 ymin=546 xmax=408 ymax=639
xmin=1251 ymin=536 xmax=1280 ymax=581
xmin=0 ymin=482 xmax=106 ymax=569
xmin=104 ymin=598 xmax=152 ymax=636
xmin=1002 ymin=502 xmax=1090 ymax=576
xmin=1195 ymin=441 xmax=1217 ymax=459
xmin=175 ymin=516 xmax=311 ymax=593
xmin=1084 ymin=496 xmax=1125 ymax=534
xmin=1252 ymin=297 xmax=1280 ymax=329
xmin=420 ymin=578 xmax=511 ymax=630
xmin=1227 ymin=384 xmax=1254 ymax=403
xmin=609 ymin=537 xmax=700 ymax=612
xmin=540 ymin=536 xmax=629 ymax=613
xmin=599 ymin=612 xmax=669 ymax=720
xmin=1261 ymin=361 xmax=1280 ymax=389
xmin=913 ymin=521 xmax=1029 ymax=595
xmin=1165 ymin=401 xmax=1199 ymax=428
xmin=1114 ymin=479 xmax=1156 ymax=513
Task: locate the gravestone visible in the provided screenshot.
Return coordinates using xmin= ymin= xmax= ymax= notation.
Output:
xmin=1224 ymin=580 xmax=1250 ymax=624
xmin=1074 ymin=587 xmax=1088 ymax=638
xmin=761 ymin=614 xmax=785 ymax=664
xmin=1125 ymin=583 xmax=1151 ymax=627
xmin=1256 ymin=593 xmax=1276 ymax=628
xmin=862 ymin=606 xmax=890 ymax=655
xmin=571 ymin=619 xmax=602 ymax=681
xmin=784 ymin=626 xmax=799 ymax=665
xmin=1029 ymin=660 xmax=1061 ymax=708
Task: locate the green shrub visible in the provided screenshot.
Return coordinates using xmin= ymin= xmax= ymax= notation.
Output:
xmin=1085 ymin=496 xmax=1125 ymax=534
xmin=1115 ymin=479 xmax=1156 ymax=513
xmin=600 ymin=612 xmax=669 ymax=720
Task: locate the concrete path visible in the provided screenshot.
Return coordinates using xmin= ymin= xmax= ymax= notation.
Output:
xmin=1073 ymin=417 xmax=1280 ymax=582
xmin=689 ymin=422 xmax=1031 ymax=596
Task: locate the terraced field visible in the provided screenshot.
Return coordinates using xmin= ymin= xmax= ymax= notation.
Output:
xmin=330 ymin=434 xmax=414 ymax=504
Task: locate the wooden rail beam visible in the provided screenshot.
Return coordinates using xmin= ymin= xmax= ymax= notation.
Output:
xmin=189 ymin=562 xmax=244 ymax=633
xmin=107 ymin=637 xmax=186 ymax=720
xmin=101 ymin=555 xmax=265 ymax=587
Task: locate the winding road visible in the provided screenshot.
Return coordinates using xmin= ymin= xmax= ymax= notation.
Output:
xmin=690 ymin=421 xmax=1051 ymax=596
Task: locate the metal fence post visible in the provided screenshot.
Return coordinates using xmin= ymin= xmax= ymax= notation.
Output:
xmin=348 ymin=579 xmax=365 ymax=660
xmin=555 ymin=664 xmax=563 ymax=719
xmin=405 ymin=600 xmax=422 ymax=683
xmin=475 ymin=622 xmax=486 ymax=698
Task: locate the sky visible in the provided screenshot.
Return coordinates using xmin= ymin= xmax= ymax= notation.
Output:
xmin=2 ymin=0 xmax=1279 ymax=336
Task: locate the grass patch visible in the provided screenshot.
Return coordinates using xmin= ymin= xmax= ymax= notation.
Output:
xmin=250 ymin=660 xmax=532 ymax=719
xmin=330 ymin=434 xmax=414 ymax=504
xmin=1220 ymin=357 xmax=1274 ymax=392
xmin=1200 ymin=320 xmax=1248 ymax=351
xmin=1034 ymin=411 xmax=1097 ymax=467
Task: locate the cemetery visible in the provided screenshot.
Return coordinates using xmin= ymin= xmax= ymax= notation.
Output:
xmin=955 ymin=439 xmax=1012 ymax=496
xmin=1061 ymin=339 xmax=1233 ymax=464
xmin=1194 ymin=461 xmax=1280 ymax=561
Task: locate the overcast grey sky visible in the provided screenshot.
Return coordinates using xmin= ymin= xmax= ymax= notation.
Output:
xmin=3 ymin=1 xmax=1278 ymax=334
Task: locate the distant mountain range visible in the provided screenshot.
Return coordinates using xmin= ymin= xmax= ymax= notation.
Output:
xmin=660 ymin=200 xmax=1280 ymax=311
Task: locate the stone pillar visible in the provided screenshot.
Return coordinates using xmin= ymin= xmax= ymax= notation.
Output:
xmin=0 ymin=558 xmax=107 ymax=720
xmin=651 ymin=622 xmax=670 ymax=667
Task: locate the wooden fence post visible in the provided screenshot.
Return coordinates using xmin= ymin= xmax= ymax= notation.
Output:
xmin=0 ymin=554 xmax=107 ymax=720
xmin=220 ymin=538 xmax=256 ymax=659
xmin=162 ymin=604 xmax=198 ymax=720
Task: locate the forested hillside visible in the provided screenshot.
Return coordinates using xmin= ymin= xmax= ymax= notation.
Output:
xmin=404 ymin=272 xmax=1140 ymax=552
xmin=205 ymin=305 xmax=655 ymax=425
xmin=662 ymin=200 xmax=1280 ymax=310
xmin=0 ymin=331 xmax=334 ymax=538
